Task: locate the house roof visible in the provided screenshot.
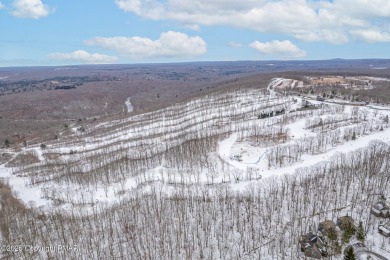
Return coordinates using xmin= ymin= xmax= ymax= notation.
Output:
xmin=300 ymin=232 xmax=326 ymax=251
xmin=305 ymin=246 xmax=322 ymax=259
xmin=373 ymin=201 xmax=389 ymax=211
xmin=374 ymin=203 xmax=385 ymax=210
xmin=379 ymin=225 xmax=390 ymax=234
xmin=382 ymin=221 xmax=390 ymax=228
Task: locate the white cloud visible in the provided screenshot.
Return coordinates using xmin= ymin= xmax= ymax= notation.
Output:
xmin=11 ymin=0 xmax=51 ymax=19
xmin=49 ymin=50 xmax=118 ymax=64
xmin=294 ymin=30 xmax=349 ymax=44
xmin=351 ymin=30 xmax=390 ymax=43
xmin=249 ymin=40 xmax=306 ymax=59
xmin=84 ymin=31 xmax=207 ymax=59
xmin=115 ymin=0 xmax=142 ymax=14
xmin=114 ymin=0 xmax=390 ymax=44
xmin=0 ymin=2 xmax=5 ymax=9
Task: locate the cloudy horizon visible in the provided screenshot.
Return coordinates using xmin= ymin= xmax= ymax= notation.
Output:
xmin=1 ymin=0 xmax=390 ymax=66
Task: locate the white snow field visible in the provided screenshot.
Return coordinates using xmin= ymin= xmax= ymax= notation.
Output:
xmin=125 ymin=97 xmax=134 ymax=113
xmin=1 ymin=78 xmax=389 ymax=259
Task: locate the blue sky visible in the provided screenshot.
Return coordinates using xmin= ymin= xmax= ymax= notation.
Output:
xmin=1 ymin=0 xmax=390 ymax=66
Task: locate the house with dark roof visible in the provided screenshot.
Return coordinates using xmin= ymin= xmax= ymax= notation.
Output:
xmin=299 ymin=232 xmax=328 ymax=259
xmin=371 ymin=201 xmax=390 ymax=218
xmin=378 ymin=221 xmax=390 ymax=238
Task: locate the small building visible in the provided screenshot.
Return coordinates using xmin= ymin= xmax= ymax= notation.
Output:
xmin=299 ymin=232 xmax=328 ymax=259
xmin=371 ymin=201 xmax=390 ymax=218
xmin=378 ymin=221 xmax=390 ymax=237
xmin=337 ymin=216 xmax=355 ymax=231
xmin=318 ymin=220 xmax=336 ymax=235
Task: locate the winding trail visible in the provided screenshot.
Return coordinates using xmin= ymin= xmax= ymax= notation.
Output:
xmin=356 ymin=251 xmax=388 ymax=260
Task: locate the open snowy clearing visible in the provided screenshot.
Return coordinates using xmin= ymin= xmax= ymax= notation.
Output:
xmin=125 ymin=97 xmax=133 ymax=113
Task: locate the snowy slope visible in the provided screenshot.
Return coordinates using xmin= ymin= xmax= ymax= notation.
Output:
xmin=1 ymin=78 xmax=390 ymax=259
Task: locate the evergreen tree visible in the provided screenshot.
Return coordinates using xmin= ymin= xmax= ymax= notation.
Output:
xmin=342 ymin=228 xmax=353 ymax=243
xmin=333 ymin=241 xmax=342 ymax=255
xmin=356 ymin=221 xmax=365 ymax=241
xmin=4 ymin=139 xmax=9 ymax=148
xmin=327 ymin=228 xmax=340 ymax=255
xmin=351 ymin=132 xmax=356 ymax=140
xmin=327 ymin=227 xmax=338 ymax=241
xmin=344 ymin=246 xmax=356 ymax=260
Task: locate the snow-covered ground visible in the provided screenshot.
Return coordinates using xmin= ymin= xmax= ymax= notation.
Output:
xmin=268 ymin=78 xmax=304 ymax=90
xmin=125 ymin=97 xmax=133 ymax=113
xmin=0 ymin=165 xmax=51 ymax=208
xmin=358 ymin=252 xmax=387 ymax=260
xmin=1 ymin=78 xmax=390 ymax=259
xmin=2 ymin=81 xmax=390 ymax=210
xmin=229 ymin=121 xmax=390 ymax=172
xmin=362 ymin=76 xmax=390 ymax=82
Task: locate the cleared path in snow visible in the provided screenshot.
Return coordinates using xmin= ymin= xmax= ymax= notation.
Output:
xmin=125 ymin=97 xmax=134 ymax=113
xmin=217 ymin=122 xmax=390 ymax=183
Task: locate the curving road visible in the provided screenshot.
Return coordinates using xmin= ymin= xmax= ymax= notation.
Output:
xmin=356 ymin=250 xmax=389 ymax=260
